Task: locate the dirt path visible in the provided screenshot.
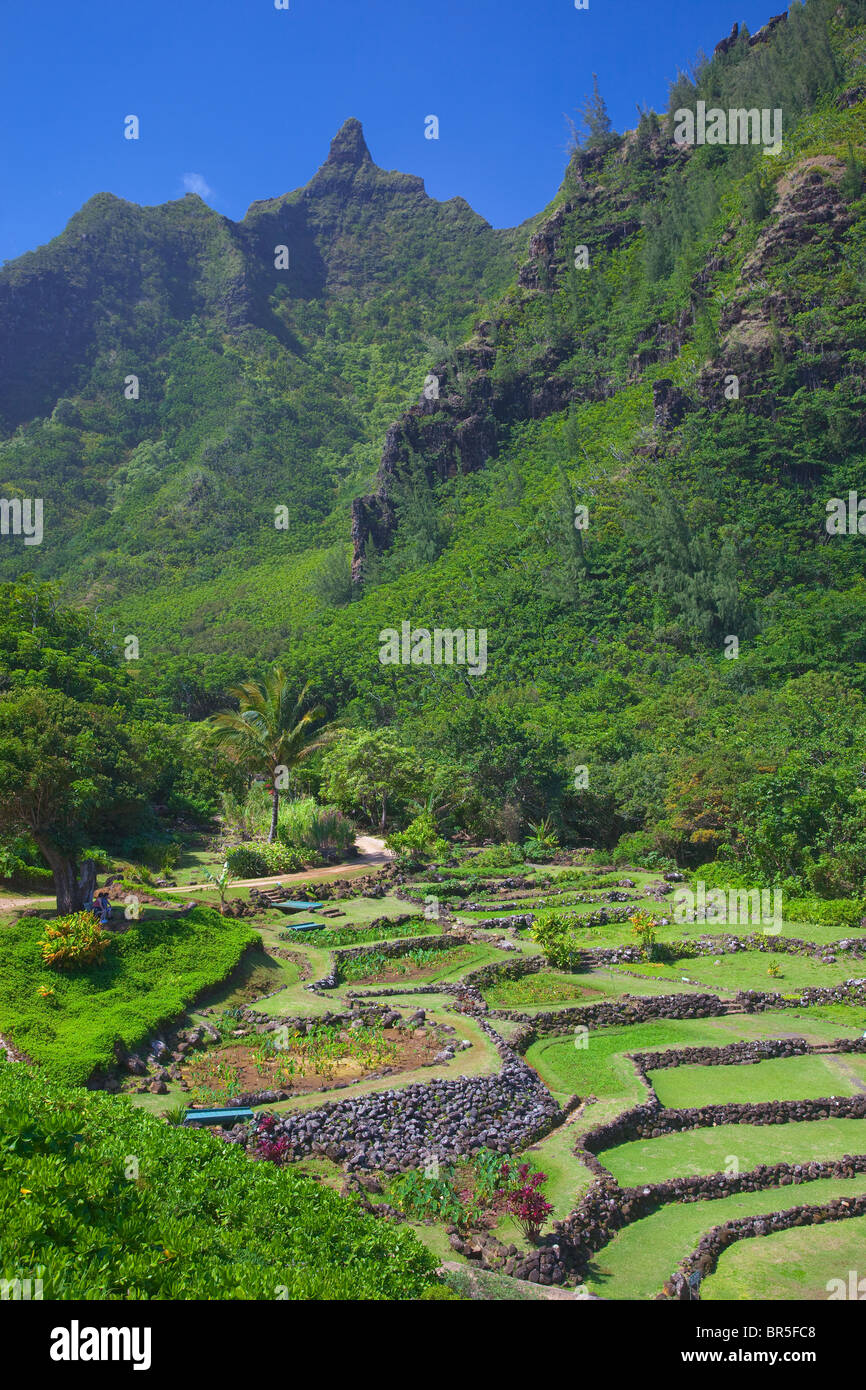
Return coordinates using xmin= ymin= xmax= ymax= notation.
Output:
xmin=0 ymin=836 xmax=393 ymax=911
xmin=166 ymin=835 xmax=393 ymax=894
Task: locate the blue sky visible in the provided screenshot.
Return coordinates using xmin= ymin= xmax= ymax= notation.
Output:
xmin=1 ymin=0 xmax=779 ymax=263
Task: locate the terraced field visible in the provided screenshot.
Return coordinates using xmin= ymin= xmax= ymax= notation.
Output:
xmin=586 ymin=1178 xmax=866 ymax=1301
xmin=650 ymin=1054 xmax=866 ymax=1108
xmin=701 ymin=1214 xmax=866 ymax=1301
xmin=599 ymin=1119 xmax=866 ymax=1185
xmin=8 ymin=855 xmax=866 ymax=1301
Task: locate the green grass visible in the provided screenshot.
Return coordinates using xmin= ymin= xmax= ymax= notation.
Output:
xmin=586 ymin=1177 xmax=866 ymax=1301
xmin=702 ymin=1212 xmax=866 ymax=1301
xmin=650 ymin=1054 xmax=866 ymax=1108
xmin=483 ymin=970 xmax=600 ymax=1008
xmin=611 ymin=950 xmax=863 ymax=996
xmin=0 ymin=908 xmax=257 ymax=1083
xmin=599 ymin=1119 xmax=866 ymax=1186
xmin=526 ymin=1014 xmax=866 ymax=1106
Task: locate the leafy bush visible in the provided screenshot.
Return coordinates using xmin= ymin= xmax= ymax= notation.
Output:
xmin=785 ymin=897 xmax=866 ymax=931
xmin=529 ymin=908 xmax=582 ymax=970
xmin=613 ymin=831 xmax=674 ymax=871
xmin=386 ymin=812 xmax=448 ymax=866
xmin=469 ymin=843 xmax=526 ymax=870
xmin=225 ymin=845 xmax=270 ymax=878
xmin=501 ymin=1161 xmax=553 ymax=1244
xmin=38 ymin=912 xmax=113 ymax=969
xmin=0 ymin=1066 xmax=440 ymax=1299
xmin=225 ymin=841 xmax=312 ymax=876
xmin=522 ymin=817 xmax=560 ymax=862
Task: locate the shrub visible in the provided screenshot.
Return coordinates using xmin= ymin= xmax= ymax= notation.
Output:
xmin=386 ymin=812 xmax=448 ymax=867
xmin=225 ymin=845 xmax=270 ymax=878
xmin=522 ymin=817 xmax=559 ymax=862
xmin=470 ymin=843 xmax=525 ymax=870
xmin=225 ymin=841 xmax=313 ymax=876
xmin=529 ymin=908 xmax=581 ymax=970
xmin=613 ymin=831 xmax=674 ymax=870
xmin=785 ymin=897 xmax=866 ymax=931
xmin=38 ymin=912 xmax=113 ymax=970
xmin=501 ymin=1162 xmax=553 ymax=1244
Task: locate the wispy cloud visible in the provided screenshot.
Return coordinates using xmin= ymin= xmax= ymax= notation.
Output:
xmin=182 ymin=172 xmax=214 ymax=200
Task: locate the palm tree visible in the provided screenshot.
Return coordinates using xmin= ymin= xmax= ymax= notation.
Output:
xmin=205 ymin=670 xmax=330 ymax=842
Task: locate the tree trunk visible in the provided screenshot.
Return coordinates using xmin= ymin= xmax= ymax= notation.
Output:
xmin=35 ymin=840 xmax=83 ymax=913
xmin=379 ymin=792 xmax=387 ymax=835
xmin=268 ymin=787 xmax=280 ymax=843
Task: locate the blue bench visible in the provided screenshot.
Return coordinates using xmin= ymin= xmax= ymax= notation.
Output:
xmin=281 ymin=920 xmax=325 ymax=932
xmin=182 ymin=1107 xmax=254 ymax=1127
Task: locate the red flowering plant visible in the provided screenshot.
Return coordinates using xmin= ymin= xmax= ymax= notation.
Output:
xmin=499 ymin=1160 xmax=553 ymax=1244
xmin=251 ymin=1114 xmax=291 ymax=1166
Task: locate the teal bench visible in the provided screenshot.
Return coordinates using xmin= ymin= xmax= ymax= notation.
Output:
xmin=183 ymin=1107 xmax=254 ymax=1127
xmin=273 ymin=900 xmax=325 ymax=911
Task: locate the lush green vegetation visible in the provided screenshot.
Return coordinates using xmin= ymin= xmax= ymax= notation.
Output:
xmin=0 ymin=907 xmax=256 ymax=1083
xmin=0 ymin=1064 xmax=440 ymax=1299
xmin=0 ymin=4 xmax=864 ymax=893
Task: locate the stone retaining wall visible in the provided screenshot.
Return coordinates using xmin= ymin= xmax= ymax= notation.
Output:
xmin=238 ymin=1017 xmax=562 ymax=1172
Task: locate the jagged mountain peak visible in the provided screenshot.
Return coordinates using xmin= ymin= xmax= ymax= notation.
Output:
xmin=324 ymin=117 xmax=373 ymax=169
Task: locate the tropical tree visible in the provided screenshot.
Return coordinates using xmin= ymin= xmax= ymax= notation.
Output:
xmin=320 ymin=729 xmax=421 ymax=833
xmin=204 ymin=670 xmax=330 ymax=842
xmin=0 ymin=687 xmax=152 ymax=912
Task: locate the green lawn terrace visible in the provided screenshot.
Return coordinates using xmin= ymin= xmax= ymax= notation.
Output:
xmin=701 ymin=1214 xmax=866 ymax=1301
xmin=585 ymin=1179 xmax=866 ymax=1302
xmin=600 ymin=1119 xmax=866 ymax=1187
xmin=523 ymin=1012 xmax=866 ymax=1114
xmin=650 ymin=1053 xmax=866 ymax=1108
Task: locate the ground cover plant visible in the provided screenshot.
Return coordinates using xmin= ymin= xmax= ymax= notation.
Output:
xmin=181 ymin=1021 xmax=412 ymax=1098
xmin=390 ymin=1149 xmax=553 ymax=1243
xmin=482 ymin=970 xmax=595 ymax=1009
xmin=335 ymin=942 xmax=491 ymax=985
xmin=279 ymin=915 xmax=431 ymax=949
xmin=608 ymin=950 xmax=865 ymax=995
xmin=0 ymin=908 xmax=257 ymax=1083
xmin=0 ymin=1064 xmax=441 ymax=1299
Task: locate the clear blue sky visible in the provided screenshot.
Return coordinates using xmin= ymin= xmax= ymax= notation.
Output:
xmin=0 ymin=0 xmax=779 ymax=263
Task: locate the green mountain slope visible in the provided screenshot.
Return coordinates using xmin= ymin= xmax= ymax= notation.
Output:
xmin=2 ymin=0 xmax=866 ymax=885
